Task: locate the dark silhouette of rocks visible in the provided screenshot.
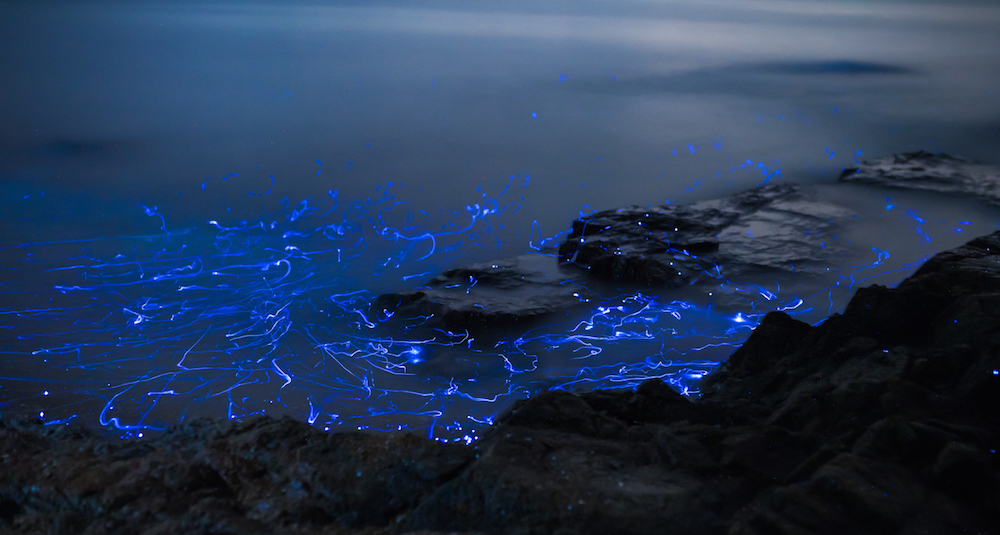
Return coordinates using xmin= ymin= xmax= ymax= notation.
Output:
xmin=379 ymin=151 xmax=1000 ymax=335
xmin=841 ymin=150 xmax=1000 ymax=206
xmin=0 ymin=417 xmax=476 ymax=535
xmin=4 ymin=230 xmax=998 ymax=534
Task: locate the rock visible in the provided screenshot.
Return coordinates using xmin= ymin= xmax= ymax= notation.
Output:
xmin=402 ymin=421 xmax=732 ymax=535
xmin=557 ymin=183 xmax=853 ymax=286
xmin=0 ymin=416 xmax=474 ymax=534
xmin=375 ymin=184 xmax=854 ymax=332
xmin=931 ymin=442 xmax=995 ymax=490
xmin=729 ymin=453 xmax=972 ymax=535
xmin=403 ymin=230 xmax=1000 ymax=533
xmin=371 ymin=254 xmax=596 ymax=331
xmin=840 ymin=150 xmax=1000 ymax=206
xmin=373 ymin=152 xmax=997 ymax=335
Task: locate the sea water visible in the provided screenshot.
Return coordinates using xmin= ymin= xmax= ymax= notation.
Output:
xmin=1 ymin=0 xmax=999 ymax=440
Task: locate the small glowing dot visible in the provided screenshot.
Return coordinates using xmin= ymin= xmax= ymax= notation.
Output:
xmin=43 ymin=390 xmax=49 ymax=396
xmin=993 ymin=370 xmax=998 ymax=375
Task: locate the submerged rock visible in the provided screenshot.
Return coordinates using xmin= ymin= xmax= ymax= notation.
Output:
xmin=371 ymin=253 xmax=596 ymax=330
xmin=557 ymin=183 xmax=853 ymax=286
xmin=375 ymin=183 xmax=852 ymax=330
xmin=5 ymin=231 xmax=999 ymax=534
xmin=840 ymin=150 xmax=1000 ymax=206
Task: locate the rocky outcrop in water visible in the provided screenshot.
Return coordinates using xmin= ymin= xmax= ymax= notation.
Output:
xmin=375 ymin=183 xmax=852 ymax=330
xmin=4 ymin=231 xmax=999 ymax=534
xmin=371 ymin=253 xmax=596 ymax=330
xmin=840 ymin=150 xmax=1000 ymax=206
xmin=556 ymin=183 xmax=852 ymax=286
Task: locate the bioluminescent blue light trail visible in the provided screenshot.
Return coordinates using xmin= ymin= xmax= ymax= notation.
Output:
xmin=0 ymin=169 xmax=994 ymax=443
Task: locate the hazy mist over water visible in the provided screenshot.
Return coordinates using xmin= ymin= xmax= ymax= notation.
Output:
xmin=1 ymin=0 xmax=999 ymax=434
xmin=3 ymin=0 xmax=998 ymax=250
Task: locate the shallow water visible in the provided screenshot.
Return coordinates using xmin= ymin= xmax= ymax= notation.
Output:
xmin=1 ymin=0 xmax=999 ymax=439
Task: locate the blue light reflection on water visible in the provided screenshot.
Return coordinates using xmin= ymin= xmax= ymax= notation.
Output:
xmin=1 ymin=171 xmax=996 ymax=443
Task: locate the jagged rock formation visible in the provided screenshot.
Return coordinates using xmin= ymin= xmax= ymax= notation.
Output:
xmin=840 ymin=150 xmax=1000 ymax=206
xmin=4 ymin=231 xmax=999 ymax=535
xmin=400 ymin=232 xmax=1000 ymax=535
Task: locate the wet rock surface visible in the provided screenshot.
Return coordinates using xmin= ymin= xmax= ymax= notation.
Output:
xmin=840 ymin=150 xmax=1000 ymax=206
xmin=371 ymin=254 xmax=596 ymax=330
xmin=5 ymin=231 xmax=999 ymax=534
xmin=375 ymin=183 xmax=852 ymax=330
xmin=556 ymin=183 xmax=852 ymax=286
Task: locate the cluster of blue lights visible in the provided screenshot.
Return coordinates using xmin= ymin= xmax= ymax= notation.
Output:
xmin=1 ymin=158 xmax=986 ymax=443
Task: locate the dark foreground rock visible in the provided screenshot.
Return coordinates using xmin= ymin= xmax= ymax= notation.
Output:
xmin=375 ymin=183 xmax=851 ymax=330
xmin=0 ymin=418 xmax=476 ymax=535
xmin=841 ymin=150 xmax=1000 ymax=206
xmin=4 ymin=232 xmax=999 ymax=534
xmin=378 ymin=151 xmax=1000 ymax=333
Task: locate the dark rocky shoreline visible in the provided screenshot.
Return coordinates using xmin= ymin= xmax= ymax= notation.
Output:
xmin=3 ymin=153 xmax=1000 ymax=534
xmin=3 ymin=232 xmax=998 ymax=534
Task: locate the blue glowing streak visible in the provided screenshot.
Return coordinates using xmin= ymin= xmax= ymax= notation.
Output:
xmin=1 ymin=166 xmax=955 ymax=442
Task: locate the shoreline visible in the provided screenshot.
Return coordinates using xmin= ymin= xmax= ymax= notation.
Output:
xmin=3 ymin=227 xmax=998 ymax=534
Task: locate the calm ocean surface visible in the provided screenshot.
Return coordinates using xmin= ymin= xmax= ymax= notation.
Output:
xmin=1 ymin=0 xmax=999 ymax=437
